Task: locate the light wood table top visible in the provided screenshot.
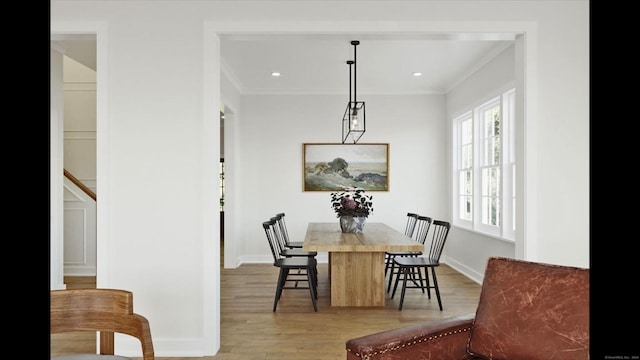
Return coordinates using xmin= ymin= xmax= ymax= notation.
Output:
xmin=303 ymin=222 xmax=424 ymax=252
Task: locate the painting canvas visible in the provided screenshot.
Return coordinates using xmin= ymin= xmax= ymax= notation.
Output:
xmin=303 ymin=143 xmax=389 ymax=191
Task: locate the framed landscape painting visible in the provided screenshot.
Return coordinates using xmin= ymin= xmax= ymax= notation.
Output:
xmin=303 ymin=143 xmax=389 ymax=191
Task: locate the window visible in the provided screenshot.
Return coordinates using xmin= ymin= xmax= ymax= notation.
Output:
xmin=453 ymin=88 xmax=515 ymax=240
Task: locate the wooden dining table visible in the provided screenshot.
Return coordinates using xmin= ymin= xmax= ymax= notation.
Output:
xmin=303 ymin=222 xmax=424 ymax=307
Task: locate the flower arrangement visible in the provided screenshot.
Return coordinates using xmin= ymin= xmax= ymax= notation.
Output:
xmin=330 ymin=188 xmax=374 ymax=218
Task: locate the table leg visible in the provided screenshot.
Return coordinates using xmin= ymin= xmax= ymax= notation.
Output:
xmin=329 ymin=252 xmax=385 ymax=306
xmin=328 ymin=252 xmax=332 ymax=282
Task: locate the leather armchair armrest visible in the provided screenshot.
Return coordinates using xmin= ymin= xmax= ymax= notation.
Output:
xmin=345 ymin=313 xmax=475 ymax=360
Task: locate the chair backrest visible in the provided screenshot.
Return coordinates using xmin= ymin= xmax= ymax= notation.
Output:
xmin=263 ymin=219 xmax=283 ymax=262
xmin=468 ymin=257 xmax=589 ymax=358
xmin=274 ymin=213 xmax=291 ymax=246
xmin=425 ymin=219 xmax=450 ymax=261
xmin=50 ymin=288 xmax=155 ymax=360
xmin=413 ymin=215 xmax=432 ymax=245
xmin=403 ymin=213 xmax=419 ymax=238
xmin=269 ymin=216 xmax=289 ymax=255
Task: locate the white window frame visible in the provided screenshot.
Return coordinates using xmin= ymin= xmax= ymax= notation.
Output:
xmin=453 ymin=88 xmax=516 ymax=241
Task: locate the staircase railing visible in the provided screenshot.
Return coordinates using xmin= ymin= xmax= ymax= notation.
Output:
xmin=64 ymin=169 xmax=96 ymax=201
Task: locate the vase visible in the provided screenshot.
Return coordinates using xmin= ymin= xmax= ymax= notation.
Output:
xmin=339 ymin=215 xmax=367 ymax=233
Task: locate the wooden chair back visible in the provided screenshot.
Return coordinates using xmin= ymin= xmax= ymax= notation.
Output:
xmin=50 ymin=288 xmax=154 ymax=360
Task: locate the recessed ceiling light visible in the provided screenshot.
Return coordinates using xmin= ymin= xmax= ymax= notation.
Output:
xmin=412 ymin=72 xmax=422 ymax=77
xmin=271 ymin=72 xmax=281 ymax=77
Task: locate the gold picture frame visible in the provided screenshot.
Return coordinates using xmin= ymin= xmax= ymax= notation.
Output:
xmin=303 ymin=143 xmax=389 ymax=191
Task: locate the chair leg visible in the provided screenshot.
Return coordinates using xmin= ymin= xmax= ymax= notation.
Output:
xmin=392 ymin=264 xmax=444 ymax=311
xmin=384 ymin=254 xmax=392 ymax=276
xmin=391 ymin=264 xmax=402 ymax=298
xmin=398 ymin=266 xmax=409 ymax=310
xmin=387 ymin=255 xmax=400 ymax=292
xmin=308 ymin=266 xmax=318 ymax=311
xmin=406 ymin=266 xmax=425 ymax=293
xmin=430 ymin=267 xmax=443 ymax=311
xmin=273 ymin=268 xmax=288 ymax=312
xmin=309 ymin=266 xmax=317 ymax=298
xmin=387 ymin=256 xmax=399 ymax=293
xmin=423 ymin=267 xmax=431 ymax=298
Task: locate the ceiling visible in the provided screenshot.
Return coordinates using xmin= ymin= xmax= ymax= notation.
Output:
xmin=52 ymin=33 xmax=514 ymax=95
xmin=51 ymin=34 xmax=97 ymax=71
xmin=220 ymin=34 xmax=514 ymax=95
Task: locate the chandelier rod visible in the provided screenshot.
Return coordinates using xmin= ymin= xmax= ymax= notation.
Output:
xmin=348 ymin=60 xmax=354 ymax=105
xmin=352 ymin=40 xmax=359 ymax=105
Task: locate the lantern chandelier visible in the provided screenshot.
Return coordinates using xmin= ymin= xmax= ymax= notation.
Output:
xmin=342 ymin=40 xmax=366 ymax=144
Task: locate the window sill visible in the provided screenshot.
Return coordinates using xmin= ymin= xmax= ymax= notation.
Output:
xmin=452 ymin=224 xmax=515 ymax=244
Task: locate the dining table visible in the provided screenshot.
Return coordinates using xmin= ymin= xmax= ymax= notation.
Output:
xmin=303 ymin=222 xmax=424 ymax=307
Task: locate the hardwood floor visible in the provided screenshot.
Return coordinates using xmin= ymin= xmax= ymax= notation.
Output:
xmin=51 ymin=262 xmax=481 ymax=359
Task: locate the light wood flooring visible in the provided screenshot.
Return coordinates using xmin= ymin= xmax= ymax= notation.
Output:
xmin=51 ymin=261 xmax=482 ymax=359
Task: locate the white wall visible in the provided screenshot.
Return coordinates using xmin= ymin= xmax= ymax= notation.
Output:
xmin=530 ymin=4 xmax=589 ymax=267
xmin=51 ymin=44 xmax=65 ymax=290
xmin=444 ymin=45 xmax=517 ymax=282
xmin=233 ymin=93 xmax=445 ymax=265
xmin=51 ymin=1 xmax=589 ymax=357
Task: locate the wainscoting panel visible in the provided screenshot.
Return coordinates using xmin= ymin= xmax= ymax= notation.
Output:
xmin=63 ymin=177 xmax=96 ymax=276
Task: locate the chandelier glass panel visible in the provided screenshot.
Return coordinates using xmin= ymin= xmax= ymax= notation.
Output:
xmin=342 ymin=40 xmax=365 ymax=144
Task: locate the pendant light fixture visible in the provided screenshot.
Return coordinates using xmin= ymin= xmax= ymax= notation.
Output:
xmin=342 ymin=40 xmax=365 ymax=144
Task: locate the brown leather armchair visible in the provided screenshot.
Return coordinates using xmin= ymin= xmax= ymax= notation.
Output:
xmin=346 ymin=257 xmax=589 ymax=359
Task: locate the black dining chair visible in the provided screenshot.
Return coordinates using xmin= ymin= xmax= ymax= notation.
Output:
xmin=385 ymin=215 xmax=432 ymax=293
xmin=275 ymin=212 xmax=304 ymax=248
xmin=391 ymin=219 xmax=451 ymax=311
xmin=384 ymin=213 xmax=419 ymax=277
xmin=270 ymin=216 xmax=317 ymax=259
xmin=270 ymin=216 xmax=318 ymax=286
xmin=262 ymin=220 xmax=318 ymax=312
